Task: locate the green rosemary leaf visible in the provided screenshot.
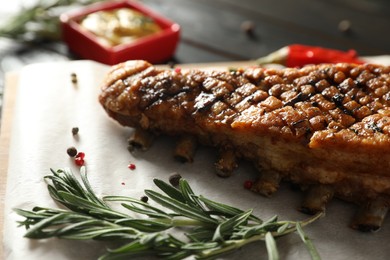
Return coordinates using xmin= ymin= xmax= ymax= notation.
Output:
xmin=231 ymin=215 xmax=280 ymax=239
xmin=265 ymin=232 xmax=279 ymax=260
xmin=47 ymin=184 xmax=86 ymax=213
xmin=46 ymin=182 xmax=65 ymax=201
xmin=45 ymin=169 xmax=91 ymax=205
xmin=80 ymin=167 xmax=108 ymax=207
xmin=153 ymin=178 xmax=186 ymax=203
xmin=139 ymin=232 xmax=162 ymax=245
xmin=296 ymin=223 xmax=321 ymax=260
xmin=120 ymin=202 xmax=172 ymax=219
xmin=99 ymin=244 xmax=152 ymax=260
xmin=212 ymin=209 xmax=253 ymax=242
xmin=46 ymin=174 xmax=83 ymax=201
xmin=104 ymin=195 xmax=171 ymax=218
xmin=163 ymin=250 xmax=193 ymax=260
xmin=45 ymin=174 xmax=75 ymax=195
xmin=106 ymin=239 xmax=151 ymax=254
xmin=14 ymin=208 xmax=48 ymax=219
xmin=166 ymin=234 xmax=187 ymax=247
xmin=58 ymin=191 xmax=127 ymax=219
xmin=199 ymin=195 xmax=262 ymax=223
xmin=30 ymin=207 xmax=70 ymax=221
xmin=114 ymin=218 xmax=172 ymax=232
xmin=60 ymin=227 xmax=137 ymax=240
xmin=277 ymin=222 xmax=290 ymax=234
xmin=57 ymin=191 xmax=106 ymax=211
xmin=24 ymin=213 xmax=66 ymax=239
xmin=56 ymin=219 xmax=109 ymax=235
xmin=55 ymin=168 xmax=85 ymax=194
xmin=276 ymin=213 xmax=323 ymax=237
xmin=179 ymin=179 xmax=207 ymax=211
xmin=186 ymin=227 xmax=215 ymax=242
xmin=144 ymin=189 xmax=217 ymax=225
xmin=182 ymin=241 xmax=219 ymax=250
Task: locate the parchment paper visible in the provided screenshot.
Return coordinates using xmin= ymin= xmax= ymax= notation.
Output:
xmin=3 ymin=60 xmax=390 ymax=260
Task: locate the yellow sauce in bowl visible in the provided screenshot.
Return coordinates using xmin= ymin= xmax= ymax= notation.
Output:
xmin=80 ymin=8 xmax=162 ymax=46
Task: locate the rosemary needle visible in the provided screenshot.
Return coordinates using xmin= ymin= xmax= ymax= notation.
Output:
xmin=15 ymin=167 xmax=323 ymax=259
xmin=265 ymin=232 xmax=279 ymax=260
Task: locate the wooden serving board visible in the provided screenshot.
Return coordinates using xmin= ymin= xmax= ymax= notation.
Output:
xmin=0 ymin=72 xmax=19 ymax=259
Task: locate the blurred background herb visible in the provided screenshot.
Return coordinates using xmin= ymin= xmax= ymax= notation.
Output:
xmin=0 ymin=0 xmax=104 ymax=43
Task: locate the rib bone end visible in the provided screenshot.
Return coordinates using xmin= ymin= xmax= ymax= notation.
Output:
xmin=173 ymin=136 xmax=197 ymax=163
xmin=127 ymin=130 xmax=155 ymax=152
xmin=350 ymin=198 xmax=389 ymax=232
xmin=300 ymin=184 xmax=334 ymax=215
xmin=214 ymin=148 xmax=238 ymax=178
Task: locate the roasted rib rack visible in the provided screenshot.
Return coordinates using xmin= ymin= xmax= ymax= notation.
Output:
xmin=99 ymin=60 xmax=390 ymax=231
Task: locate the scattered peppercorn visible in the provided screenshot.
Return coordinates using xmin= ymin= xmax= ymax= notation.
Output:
xmin=169 ymin=173 xmax=182 ymax=187
xmin=72 ymin=127 xmax=79 ymax=135
xmin=128 ymin=163 xmax=136 ymax=170
xmin=74 ymin=152 xmax=85 ymax=166
xmin=168 ymin=61 xmax=176 ymax=69
xmin=338 ymin=20 xmax=352 ymax=34
xmin=240 ymin=20 xmax=255 ymax=37
xmin=75 ymin=157 xmax=85 ymax=166
xmin=121 ymin=182 xmax=126 ymax=186
xmin=76 ymin=152 xmax=85 ymax=159
xmin=66 ymin=146 xmax=78 ymax=157
xmin=140 ymin=195 xmax=149 ymax=203
xmin=71 ymin=73 xmax=78 ymax=84
xmin=243 ymin=180 xmax=254 ymax=190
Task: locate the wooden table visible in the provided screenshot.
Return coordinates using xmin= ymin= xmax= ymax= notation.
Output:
xmin=144 ymin=0 xmax=390 ymax=62
xmin=0 ymin=0 xmax=389 ymax=258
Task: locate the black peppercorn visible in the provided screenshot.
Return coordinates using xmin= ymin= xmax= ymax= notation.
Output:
xmin=71 ymin=73 xmax=78 ymax=84
xmin=67 ymin=147 xmax=78 ymax=157
xmin=241 ymin=20 xmax=255 ymax=37
xmin=169 ymin=173 xmax=182 ymax=187
xmin=72 ymin=127 xmax=79 ymax=135
xmin=338 ymin=20 xmax=352 ymax=34
xmin=140 ymin=195 xmax=149 ymax=203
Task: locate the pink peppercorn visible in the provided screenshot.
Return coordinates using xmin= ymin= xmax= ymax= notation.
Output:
xmin=76 ymin=152 xmax=85 ymax=159
xmin=243 ymin=180 xmax=253 ymax=190
xmin=74 ymin=152 xmax=85 ymax=166
xmin=75 ymin=157 xmax=84 ymax=166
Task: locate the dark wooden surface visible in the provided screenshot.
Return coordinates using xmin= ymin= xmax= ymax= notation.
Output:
xmin=0 ymin=0 xmax=390 ymax=111
xmin=143 ymin=0 xmax=390 ymax=62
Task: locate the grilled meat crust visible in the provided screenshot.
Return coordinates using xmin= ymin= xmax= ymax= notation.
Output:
xmin=99 ymin=60 xmax=390 ymax=229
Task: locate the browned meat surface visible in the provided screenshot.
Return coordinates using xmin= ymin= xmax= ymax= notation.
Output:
xmin=99 ymin=60 xmax=390 ymax=231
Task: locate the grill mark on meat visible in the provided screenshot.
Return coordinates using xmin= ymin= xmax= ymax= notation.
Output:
xmin=99 ymin=60 xmax=390 ymax=230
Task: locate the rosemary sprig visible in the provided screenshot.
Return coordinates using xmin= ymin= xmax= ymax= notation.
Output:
xmin=0 ymin=0 xmax=104 ymax=43
xmin=15 ymin=167 xmax=323 ymax=259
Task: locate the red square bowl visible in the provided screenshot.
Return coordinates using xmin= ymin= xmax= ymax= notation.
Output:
xmin=60 ymin=0 xmax=180 ymax=65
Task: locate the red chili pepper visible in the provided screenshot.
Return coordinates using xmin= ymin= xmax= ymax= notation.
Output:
xmin=286 ymin=44 xmax=364 ymax=67
xmin=257 ymin=44 xmax=364 ymax=67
